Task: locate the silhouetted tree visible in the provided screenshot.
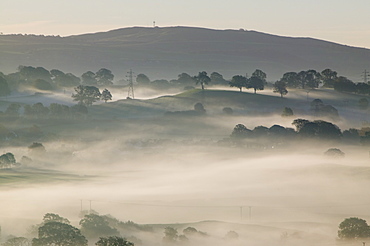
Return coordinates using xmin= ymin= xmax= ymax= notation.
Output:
xmin=321 ymin=68 xmax=338 ymax=88
xmin=96 ymin=68 xmax=114 ymax=86
xmin=194 ymin=102 xmax=206 ymax=114
xmin=163 ymin=227 xmax=178 ymax=244
xmin=333 ymin=76 xmax=356 ymax=93
xmin=194 ymin=71 xmax=210 ymax=90
xmin=0 ymin=152 xmax=16 ymax=168
xmin=251 ymin=69 xmax=267 ymax=83
xmin=247 ymin=76 xmax=264 ymax=93
xmin=338 ymin=217 xmax=370 ymax=239
xmin=177 ymin=73 xmax=194 ymax=85
xmin=298 ymin=70 xmax=321 ymax=89
xmin=273 ymin=80 xmax=288 ymax=97
xmin=324 ymin=148 xmax=345 ymax=158
xmin=210 ymin=72 xmax=227 ymax=85
xmin=80 ymin=214 xmax=119 ymax=240
xmin=101 ymin=89 xmax=112 ymax=103
xmin=229 ymin=75 xmax=247 ymax=92
xmin=81 ymin=71 xmax=97 ymax=85
xmin=32 ymin=222 xmax=87 ymax=246
xmin=280 ymin=72 xmax=299 ymax=88
xmin=3 ymin=237 xmax=30 ymax=246
xmin=96 ymin=236 xmax=134 ymax=246
xmin=136 ymin=74 xmax=150 ymax=85
xmin=231 ymin=124 xmax=252 ymax=139
xmin=33 ymin=79 xmax=53 ymax=91
xmin=72 ymin=85 xmax=101 ymax=106
xmin=281 ymin=107 xmax=293 ymax=117
xmin=43 ymin=213 xmax=70 ymax=224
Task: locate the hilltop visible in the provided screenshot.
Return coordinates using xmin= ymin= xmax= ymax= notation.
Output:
xmin=1 ymin=26 xmax=370 ymax=80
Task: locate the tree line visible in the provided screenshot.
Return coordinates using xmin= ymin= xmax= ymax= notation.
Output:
xmin=0 ymin=66 xmax=115 ymax=95
xmin=230 ymin=118 xmax=370 ymax=146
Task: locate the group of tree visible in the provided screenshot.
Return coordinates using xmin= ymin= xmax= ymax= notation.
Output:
xmin=17 ymin=213 xmax=139 ymax=246
xmin=72 ymin=85 xmax=112 ymax=106
xmin=229 ymin=69 xmax=266 ymax=93
xmin=230 ymin=118 xmax=370 ymax=145
xmin=275 ymin=68 xmax=370 ymax=96
xmin=162 ymin=226 xmax=207 ymax=245
xmin=0 ymin=66 xmax=115 ymax=95
xmin=1 ymin=102 xmax=89 ymax=119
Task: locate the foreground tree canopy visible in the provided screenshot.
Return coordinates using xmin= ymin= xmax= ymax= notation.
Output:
xmin=32 ymin=221 xmax=87 ymax=246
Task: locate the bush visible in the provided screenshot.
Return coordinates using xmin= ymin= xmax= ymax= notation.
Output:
xmin=222 ymin=107 xmax=233 ymax=115
xmin=324 ymin=148 xmax=345 ymax=158
xmin=281 ymin=107 xmax=293 ymax=117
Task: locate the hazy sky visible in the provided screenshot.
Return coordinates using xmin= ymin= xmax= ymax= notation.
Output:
xmin=1 ymin=0 xmax=370 ymax=48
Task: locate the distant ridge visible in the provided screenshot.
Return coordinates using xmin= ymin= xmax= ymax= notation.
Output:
xmin=0 ymin=26 xmax=369 ymax=81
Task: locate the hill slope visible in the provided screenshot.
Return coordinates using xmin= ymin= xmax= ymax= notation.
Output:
xmin=1 ymin=26 xmax=369 ymax=80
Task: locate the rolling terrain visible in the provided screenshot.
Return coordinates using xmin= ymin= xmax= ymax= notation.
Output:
xmin=1 ymin=26 xmax=370 ymax=81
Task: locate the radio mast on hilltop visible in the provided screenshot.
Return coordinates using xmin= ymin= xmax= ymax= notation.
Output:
xmin=127 ymin=69 xmax=135 ymax=99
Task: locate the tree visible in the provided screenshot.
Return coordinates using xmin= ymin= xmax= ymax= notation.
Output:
xmin=163 ymin=227 xmax=178 ymax=244
xmin=28 ymin=142 xmax=46 ymax=154
xmin=194 ymin=102 xmax=206 ymax=113
xmin=210 ymin=72 xmax=227 ymax=85
xmin=79 ymin=214 xmax=119 ymax=240
xmin=96 ymin=236 xmax=134 ymax=246
xmin=33 ymin=79 xmax=53 ymax=91
xmin=273 ymin=80 xmax=288 ymax=97
xmin=229 ymin=75 xmax=247 ymax=92
xmin=54 ymin=73 xmax=80 ymax=88
xmin=298 ymin=70 xmax=321 ymax=89
xmin=280 ymin=72 xmax=299 ymax=88
xmin=297 ymin=120 xmax=342 ymax=140
xmin=101 ymin=89 xmax=112 ymax=103
xmin=247 ymin=76 xmax=264 ymax=93
xmin=18 ymin=66 xmax=52 ymax=83
xmin=194 ymin=71 xmax=210 ymax=90
xmin=72 ymin=85 xmax=101 ymax=106
xmin=281 ymin=107 xmax=293 ymax=117
xmin=292 ymin=119 xmax=311 ymax=132
xmin=96 ymin=68 xmax=114 ymax=86
xmin=0 ymin=152 xmax=16 ymax=168
xmin=251 ymin=69 xmax=267 ymax=83
xmin=43 ymin=213 xmax=70 ymax=224
xmin=3 ymin=237 xmax=30 ymax=246
xmin=356 ymin=83 xmax=370 ymax=95
xmin=0 ymin=76 xmax=11 ymax=96
xmin=230 ymin=124 xmax=252 ymax=139
xmin=177 ymin=73 xmax=194 ymax=85
xmin=32 ymin=222 xmax=87 ymax=246
xmin=136 ymin=74 xmax=150 ymax=85
xmin=321 ymin=68 xmax=338 ymax=88
xmin=324 ymin=148 xmax=345 ymax=158
xmin=333 ymin=76 xmax=356 ymax=93
xmin=81 ymin=71 xmax=97 ymax=85
xmin=338 ymin=217 xmax=370 ymax=239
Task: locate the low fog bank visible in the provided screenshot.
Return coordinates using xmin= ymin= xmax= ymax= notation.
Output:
xmin=1 ymin=87 xmax=370 ymax=246
xmin=1 ymin=138 xmax=369 ymax=240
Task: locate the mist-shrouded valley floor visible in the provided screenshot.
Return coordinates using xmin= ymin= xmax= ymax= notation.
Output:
xmin=1 ymin=86 xmax=370 ymax=246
